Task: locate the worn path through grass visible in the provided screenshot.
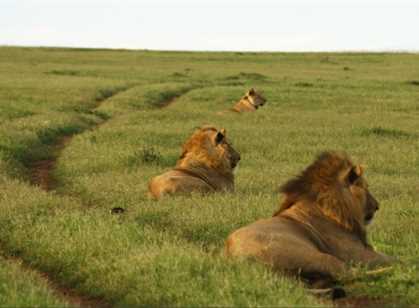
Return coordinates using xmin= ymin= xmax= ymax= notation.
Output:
xmin=0 ymin=80 xmax=137 ymax=307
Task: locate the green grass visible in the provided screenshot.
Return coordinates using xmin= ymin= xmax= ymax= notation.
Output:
xmin=0 ymin=256 xmax=69 ymax=307
xmin=0 ymin=46 xmax=419 ymax=306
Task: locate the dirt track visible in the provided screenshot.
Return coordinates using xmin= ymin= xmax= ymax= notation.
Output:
xmin=8 ymin=87 xmax=133 ymax=308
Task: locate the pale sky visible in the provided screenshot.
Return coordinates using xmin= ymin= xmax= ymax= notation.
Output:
xmin=1 ymin=0 xmax=419 ymax=51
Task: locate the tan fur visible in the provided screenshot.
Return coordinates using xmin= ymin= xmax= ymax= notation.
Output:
xmin=231 ymin=88 xmax=267 ymax=112
xmin=225 ymin=151 xmax=393 ymax=286
xmin=148 ymin=126 xmax=240 ymax=199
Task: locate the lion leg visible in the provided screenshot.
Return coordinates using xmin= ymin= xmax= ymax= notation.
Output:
xmin=265 ymin=249 xmax=349 ymax=299
xmin=361 ymin=250 xmax=396 ymax=268
xmin=260 ymin=244 xmax=348 ymax=282
xmin=226 ymin=229 xmax=349 ymax=280
xmin=282 ymin=251 xmax=349 ymax=300
xmin=346 ymin=246 xmax=396 ymax=269
xmin=226 ymin=230 xmax=349 ymax=298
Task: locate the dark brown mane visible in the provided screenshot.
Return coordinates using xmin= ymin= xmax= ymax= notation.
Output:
xmin=273 ymin=151 xmax=369 ymax=243
xmin=275 ymin=151 xmax=354 ymax=214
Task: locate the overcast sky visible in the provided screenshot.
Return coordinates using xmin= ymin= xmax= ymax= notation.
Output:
xmin=1 ymin=0 xmax=419 ymax=51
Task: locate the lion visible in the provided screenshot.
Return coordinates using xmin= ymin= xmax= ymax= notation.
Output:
xmin=148 ymin=126 xmax=240 ymax=199
xmin=225 ymin=151 xmax=394 ymax=296
xmin=231 ymin=88 xmax=266 ymax=112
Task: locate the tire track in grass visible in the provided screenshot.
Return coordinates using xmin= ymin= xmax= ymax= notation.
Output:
xmin=28 ymin=84 xmax=194 ymax=190
xmin=29 ymin=135 xmax=72 ymax=191
xmin=13 ymin=84 xmax=192 ymax=307
xmin=0 ymin=247 xmax=110 ymax=308
xmin=28 ymin=86 xmax=131 ymax=191
xmin=3 ymin=86 xmax=133 ymax=308
xmin=159 ymin=91 xmax=186 ymax=108
xmin=157 ymin=85 xmax=199 ymax=109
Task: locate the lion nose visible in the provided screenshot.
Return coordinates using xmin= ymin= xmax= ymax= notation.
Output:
xmin=373 ymin=199 xmax=379 ymax=211
xmin=368 ymin=193 xmax=379 ymax=211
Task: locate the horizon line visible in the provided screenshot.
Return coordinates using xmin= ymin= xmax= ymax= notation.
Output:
xmin=2 ymin=44 xmax=419 ymax=54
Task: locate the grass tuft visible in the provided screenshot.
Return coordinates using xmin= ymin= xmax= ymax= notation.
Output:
xmin=36 ymin=125 xmax=84 ymax=146
xmin=142 ymin=85 xmax=195 ymax=108
xmin=225 ymin=72 xmax=267 ymax=81
xmin=295 ymin=81 xmax=314 ymax=87
xmin=171 ymin=72 xmax=188 ymax=78
xmin=406 ymin=80 xmax=419 ymax=86
xmin=46 ymin=69 xmax=82 ymax=77
xmin=359 ymin=127 xmax=414 ymax=139
xmin=320 ymin=56 xmax=338 ymax=64
xmin=127 ymin=147 xmax=164 ymax=167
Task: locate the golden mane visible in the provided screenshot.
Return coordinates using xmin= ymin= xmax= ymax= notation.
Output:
xmin=179 ymin=126 xmax=218 ymax=158
xmin=274 ymin=151 xmax=367 ymax=241
xmin=148 ymin=125 xmax=240 ymax=199
xmin=176 ymin=125 xmax=237 ymax=176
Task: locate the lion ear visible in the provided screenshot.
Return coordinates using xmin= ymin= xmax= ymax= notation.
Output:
xmin=248 ymin=88 xmax=255 ymax=95
xmin=356 ymin=164 xmax=365 ymax=176
xmin=179 ymin=149 xmax=187 ymax=159
xmin=346 ymin=165 xmax=363 ymax=184
xmin=215 ymin=131 xmax=225 ymax=144
xmin=220 ymin=128 xmax=226 ymax=136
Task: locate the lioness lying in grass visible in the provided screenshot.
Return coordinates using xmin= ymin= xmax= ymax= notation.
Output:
xmin=231 ymin=88 xmax=266 ymax=112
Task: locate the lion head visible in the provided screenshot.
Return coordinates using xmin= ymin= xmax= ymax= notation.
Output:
xmin=177 ymin=125 xmax=240 ymax=175
xmin=274 ymin=151 xmax=379 ymax=242
xmin=243 ymin=88 xmax=266 ymax=109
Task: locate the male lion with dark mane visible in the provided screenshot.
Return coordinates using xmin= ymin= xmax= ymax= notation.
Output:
xmin=225 ymin=151 xmax=393 ymax=295
xmin=148 ymin=126 xmax=240 ymax=199
xmin=231 ymin=88 xmax=266 ymax=112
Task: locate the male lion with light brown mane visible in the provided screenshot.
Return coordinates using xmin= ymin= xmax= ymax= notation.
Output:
xmin=231 ymin=88 xmax=266 ymax=112
xmin=225 ymin=151 xmax=393 ymax=296
xmin=148 ymin=126 xmax=240 ymax=199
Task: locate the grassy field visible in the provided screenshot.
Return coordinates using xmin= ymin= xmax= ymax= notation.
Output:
xmin=0 ymin=46 xmax=418 ymax=307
